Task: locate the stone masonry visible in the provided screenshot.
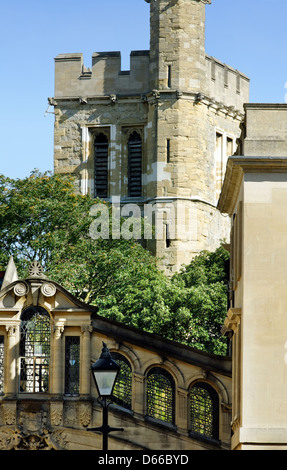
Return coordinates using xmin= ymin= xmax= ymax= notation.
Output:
xmin=50 ymin=0 xmax=249 ymax=273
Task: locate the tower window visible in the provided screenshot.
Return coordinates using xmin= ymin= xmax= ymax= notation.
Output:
xmin=128 ymin=131 xmax=142 ymax=197
xmin=166 ymin=224 xmax=171 ymax=248
xmin=166 ymin=139 xmax=170 ymax=163
xmin=94 ymin=133 xmax=109 ymax=198
xmin=168 ymin=65 xmax=172 ymax=88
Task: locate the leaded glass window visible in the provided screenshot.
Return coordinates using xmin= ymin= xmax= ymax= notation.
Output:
xmin=146 ymin=368 xmax=175 ymax=424
xmin=20 ymin=307 xmax=51 ymax=393
xmin=65 ymin=336 xmax=80 ymax=396
xmin=0 ymin=336 xmax=4 ymax=394
xmin=111 ymin=353 xmax=132 ymax=410
xmin=189 ymin=382 xmax=219 ymax=440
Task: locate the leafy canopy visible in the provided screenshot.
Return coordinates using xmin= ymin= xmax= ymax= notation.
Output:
xmin=0 ymin=171 xmax=229 ymax=355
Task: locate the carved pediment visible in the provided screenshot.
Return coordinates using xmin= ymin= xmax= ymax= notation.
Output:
xmin=0 ymin=277 xmax=97 ymax=321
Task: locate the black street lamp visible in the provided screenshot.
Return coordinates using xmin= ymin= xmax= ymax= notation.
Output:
xmin=88 ymin=342 xmax=124 ymax=450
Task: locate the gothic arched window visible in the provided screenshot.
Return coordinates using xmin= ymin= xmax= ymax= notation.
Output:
xmin=111 ymin=352 xmax=132 ymax=410
xmin=146 ymin=367 xmax=175 ymax=424
xmin=19 ymin=306 xmax=51 ymax=393
xmin=189 ymin=382 xmax=219 ymax=440
xmin=94 ymin=132 xmax=109 ymax=198
xmin=128 ymin=131 xmax=142 ymax=197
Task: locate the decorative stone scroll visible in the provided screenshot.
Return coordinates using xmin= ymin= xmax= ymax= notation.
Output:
xmin=41 ymin=282 xmax=56 ymax=297
xmin=13 ymin=282 xmax=29 ymax=297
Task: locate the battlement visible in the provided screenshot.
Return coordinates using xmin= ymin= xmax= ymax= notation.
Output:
xmin=54 ymin=50 xmax=249 ymax=113
xmin=205 ymin=56 xmax=250 ymax=112
xmin=54 ymin=50 xmax=150 ymax=99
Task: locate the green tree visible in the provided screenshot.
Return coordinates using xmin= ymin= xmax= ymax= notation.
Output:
xmin=169 ymin=248 xmax=230 ymax=354
xmin=0 ymin=171 xmax=229 ymax=355
xmin=0 ymin=170 xmax=94 ymax=274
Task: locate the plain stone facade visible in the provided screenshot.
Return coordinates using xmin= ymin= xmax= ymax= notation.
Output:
xmin=50 ymin=0 xmax=249 ymax=273
xmin=219 ymin=104 xmax=287 ymax=450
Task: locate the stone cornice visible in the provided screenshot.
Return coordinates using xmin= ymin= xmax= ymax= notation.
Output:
xmin=92 ymin=315 xmax=231 ymax=376
xmin=218 ymin=156 xmax=287 ymax=215
xmin=51 ymin=90 xmax=244 ymax=120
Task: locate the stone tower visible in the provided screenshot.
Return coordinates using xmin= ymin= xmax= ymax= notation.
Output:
xmin=148 ymin=0 xmax=208 ymax=92
xmin=50 ymin=0 xmax=249 ymax=273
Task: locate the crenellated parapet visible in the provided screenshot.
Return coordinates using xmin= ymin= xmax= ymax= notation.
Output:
xmin=205 ymin=55 xmax=249 ymax=113
xmin=54 ymin=50 xmax=248 ymax=114
xmin=54 ymin=50 xmax=150 ymax=99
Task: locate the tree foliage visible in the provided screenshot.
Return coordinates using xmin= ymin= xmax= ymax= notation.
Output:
xmin=0 ymin=171 xmax=229 ymax=355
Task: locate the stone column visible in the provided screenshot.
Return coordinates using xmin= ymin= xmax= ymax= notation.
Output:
xmin=133 ymin=372 xmax=145 ymax=415
xmin=53 ymin=325 xmax=64 ymax=395
xmin=176 ymin=388 xmax=189 ymax=431
xmin=80 ymin=326 xmax=92 ymax=396
xmin=5 ymin=324 xmax=18 ymax=396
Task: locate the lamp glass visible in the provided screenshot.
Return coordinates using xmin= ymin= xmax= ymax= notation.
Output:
xmin=93 ymin=370 xmax=118 ymax=397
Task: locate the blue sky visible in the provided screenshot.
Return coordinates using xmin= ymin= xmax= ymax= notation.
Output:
xmin=1 ymin=0 xmax=287 ymax=179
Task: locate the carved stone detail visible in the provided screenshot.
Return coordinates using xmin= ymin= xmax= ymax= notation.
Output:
xmin=41 ymin=282 xmax=56 ymax=297
xmin=13 ymin=282 xmax=29 ymax=297
xmin=29 ymin=260 xmax=44 ymax=278
xmin=50 ymin=403 xmax=63 ymax=427
xmin=79 ymin=403 xmax=91 ymax=427
xmin=0 ymin=428 xmax=21 ymax=450
xmin=64 ymin=403 xmax=77 ymax=426
xmin=3 ymin=403 xmax=16 ymax=425
xmin=54 ymin=325 xmax=64 ymax=339
xmin=81 ymin=325 xmax=93 ymax=335
xmin=5 ymin=324 xmax=17 ymax=337
xmin=19 ymin=410 xmax=47 ymax=434
xmin=0 ymin=428 xmax=68 ymax=450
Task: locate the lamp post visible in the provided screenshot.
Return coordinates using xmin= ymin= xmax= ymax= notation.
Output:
xmin=88 ymin=342 xmax=124 ymax=451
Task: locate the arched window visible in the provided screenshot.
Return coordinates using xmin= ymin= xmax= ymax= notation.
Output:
xmin=146 ymin=367 xmax=175 ymax=424
xmin=128 ymin=131 xmax=142 ymax=197
xmin=189 ymin=382 xmax=219 ymax=440
xmin=111 ymin=352 xmax=132 ymax=410
xmin=19 ymin=306 xmax=51 ymax=393
xmin=94 ymin=132 xmax=109 ymax=198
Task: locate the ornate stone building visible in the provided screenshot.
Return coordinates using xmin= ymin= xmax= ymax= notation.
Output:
xmin=49 ymin=0 xmax=249 ymax=273
xmin=0 ymin=258 xmax=232 ymax=450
